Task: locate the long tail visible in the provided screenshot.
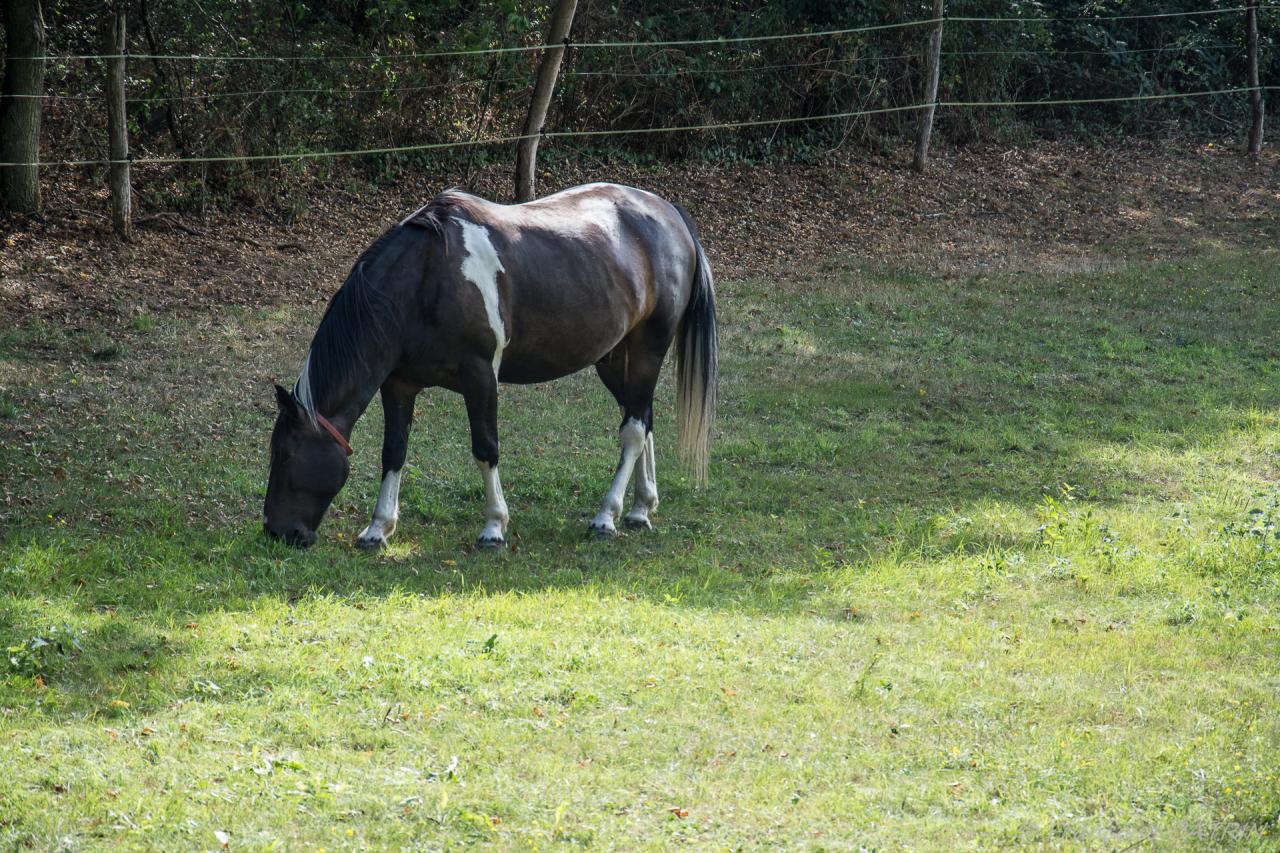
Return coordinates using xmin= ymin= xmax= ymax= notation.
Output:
xmin=672 ymin=203 xmax=718 ymax=486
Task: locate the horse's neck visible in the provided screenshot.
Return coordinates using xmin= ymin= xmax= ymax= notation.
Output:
xmin=320 ymin=377 xmax=380 ymax=437
xmin=304 ymin=226 xmax=426 ymax=434
xmin=323 ymin=366 xmax=393 ymax=438
xmin=308 ymin=340 xmax=397 ymax=438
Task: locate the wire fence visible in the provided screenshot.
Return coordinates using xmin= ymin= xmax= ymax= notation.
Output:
xmin=0 ymin=4 xmax=1273 ymax=170
xmin=20 ymin=40 xmax=1242 ymax=101
xmin=9 ymin=42 xmax=1243 ymax=106
xmin=8 ymin=86 xmax=1274 ymax=168
xmin=23 ymin=4 xmax=1257 ymax=63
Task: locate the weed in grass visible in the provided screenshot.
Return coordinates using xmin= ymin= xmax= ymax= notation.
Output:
xmin=1221 ymin=490 xmax=1280 ymax=566
xmin=131 ymin=314 xmax=158 ymax=333
xmin=5 ymin=625 xmax=83 ymax=678
xmin=87 ymin=340 xmax=123 ymax=362
xmin=1166 ymin=600 xmax=1199 ymax=626
xmin=1035 ymin=483 xmax=1077 ymax=550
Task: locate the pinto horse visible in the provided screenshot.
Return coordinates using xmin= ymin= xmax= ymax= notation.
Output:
xmin=264 ymin=182 xmax=717 ymax=549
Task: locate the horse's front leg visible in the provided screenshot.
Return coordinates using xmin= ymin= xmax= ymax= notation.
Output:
xmin=356 ymin=380 xmax=418 ymax=550
xmin=461 ymin=361 xmax=509 ymax=548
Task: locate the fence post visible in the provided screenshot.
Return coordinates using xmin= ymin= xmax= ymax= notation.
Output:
xmin=105 ymin=2 xmax=131 ymax=239
xmin=514 ymin=0 xmax=578 ymax=202
xmin=912 ymin=0 xmax=945 ymax=172
xmin=1247 ymin=0 xmax=1264 ymax=156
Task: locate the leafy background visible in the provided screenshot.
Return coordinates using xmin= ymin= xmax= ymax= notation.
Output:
xmin=13 ymin=0 xmax=1278 ymax=200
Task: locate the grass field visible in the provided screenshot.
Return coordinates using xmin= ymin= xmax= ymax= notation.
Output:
xmin=2 ymin=243 xmax=1279 ymax=850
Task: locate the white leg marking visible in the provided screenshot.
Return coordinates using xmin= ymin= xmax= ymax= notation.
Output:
xmin=591 ymin=418 xmax=647 ymax=536
xmin=458 ymin=220 xmax=508 ymax=380
xmin=476 ymin=460 xmax=509 ymax=547
xmin=624 ymin=431 xmax=659 ymax=529
xmin=357 ymin=469 xmax=402 ymax=548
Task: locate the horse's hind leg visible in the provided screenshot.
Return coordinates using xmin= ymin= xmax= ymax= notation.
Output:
xmin=460 ymin=359 xmax=509 ymax=548
xmin=590 ymin=416 xmax=647 ymax=537
xmin=591 ymin=346 xmax=662 ymax=536
xmin=357 ymin=380 xmax=418 ymax=550
xmin=624 ymin=431 xmax=659 ymax=530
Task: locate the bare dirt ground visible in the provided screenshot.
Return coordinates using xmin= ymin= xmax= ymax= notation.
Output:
xmin=1 ymin=138 xmax=1276 ymax=330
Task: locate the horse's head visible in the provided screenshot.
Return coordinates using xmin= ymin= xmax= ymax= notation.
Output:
xmin=263 ymin=384 xmax=351 ymax=547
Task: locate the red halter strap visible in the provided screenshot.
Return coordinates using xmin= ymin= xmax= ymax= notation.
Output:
xmin=315 ymin=412 xmax=353 ymax=456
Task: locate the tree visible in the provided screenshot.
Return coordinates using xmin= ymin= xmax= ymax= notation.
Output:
xmin=514 ymin=0 xmax=577 ymax=202
xmin=0 ymin=0 xmax=46 ymax=215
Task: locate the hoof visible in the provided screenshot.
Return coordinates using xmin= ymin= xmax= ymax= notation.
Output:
xmin=589 ymin=523 xmax=618 ymax=539
xmin=356 ymin=534 xmax=388 ymax=551
xmin=622 ymin=515 xmax=652 ymax=531
xmin=476 ymin=535 xmax=506 ymax=549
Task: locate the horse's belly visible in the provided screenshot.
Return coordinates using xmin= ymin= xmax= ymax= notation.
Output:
xmin=497 ymin=325 xmax=624 ymax=384
xmin=496 ymin=360 xmax=575 ymax=384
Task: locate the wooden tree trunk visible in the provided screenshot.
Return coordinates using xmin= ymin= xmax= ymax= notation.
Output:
xmin=0 ymin=0 xmax=46 ymax=214
xmin=912 ymin=0 xmax=945 ymax=173
xmin=106 ymin=4 xmax=131 ymax=239
xmin=514 ymin=0 xmax=578 ymax=202
xmin=1247 ymin=0 xmax=1264 ymax=156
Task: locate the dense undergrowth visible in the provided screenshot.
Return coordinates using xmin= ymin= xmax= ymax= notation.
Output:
xmin=17 ymin=0 xmax=1278 ymax=207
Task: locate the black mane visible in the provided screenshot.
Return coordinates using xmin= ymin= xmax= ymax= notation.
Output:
xmin=301 ymin=197 xmax=455 ymax=414
xmin=403 ymin=193 xmax=461 ymax=234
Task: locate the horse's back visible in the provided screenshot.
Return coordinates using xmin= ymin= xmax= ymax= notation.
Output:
xmin=446 ymin=182 xmax=692 ymax=271
xmin=436 ymin=184 xmax=697 ymax=383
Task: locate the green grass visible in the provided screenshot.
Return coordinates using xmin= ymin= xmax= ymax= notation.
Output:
xmin=2 ymin=247 xmax=1279 ymax=849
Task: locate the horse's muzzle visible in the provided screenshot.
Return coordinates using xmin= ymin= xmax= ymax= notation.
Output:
xmin=264 ymin=522 xmax=317 ymax=549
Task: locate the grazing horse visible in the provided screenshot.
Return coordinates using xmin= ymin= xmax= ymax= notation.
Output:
xmin=264 ymin=182 xmax=717 ymax=549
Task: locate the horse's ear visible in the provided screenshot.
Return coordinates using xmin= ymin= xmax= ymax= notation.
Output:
xmin=274 ymin=384 xmax=302 ymax=422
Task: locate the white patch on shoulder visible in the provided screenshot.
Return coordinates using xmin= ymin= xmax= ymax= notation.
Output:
xmin=458 ymin=220 xmax=508 ymax=379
